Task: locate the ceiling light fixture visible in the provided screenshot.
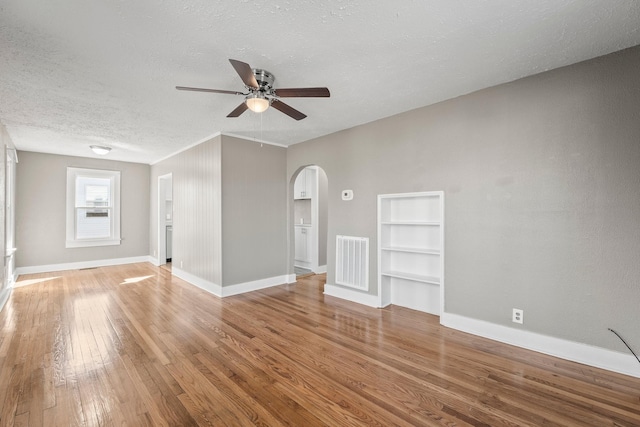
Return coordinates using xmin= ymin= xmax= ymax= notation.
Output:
xmin=90 ymin=145 xmax=111 ymax=155
xmin=245 ymin=93 xmax=270 ymax=113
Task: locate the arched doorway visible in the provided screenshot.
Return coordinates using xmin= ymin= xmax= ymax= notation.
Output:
xmin=291 ymin=165 xmax=328 ymax=277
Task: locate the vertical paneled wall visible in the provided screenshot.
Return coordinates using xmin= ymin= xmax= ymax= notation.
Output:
xmin=150 ymin=134 xmax=288 ymax=288
xmin=150 ymin=136 xmax=223 ymax=285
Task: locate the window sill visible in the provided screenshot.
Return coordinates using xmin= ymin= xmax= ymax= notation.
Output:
xmin=66 ymin=239 xmax=121 ymax=249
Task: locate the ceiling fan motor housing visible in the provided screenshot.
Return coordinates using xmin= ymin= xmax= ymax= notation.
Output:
xmin=252 ymin=69 xmax=275 ymax=91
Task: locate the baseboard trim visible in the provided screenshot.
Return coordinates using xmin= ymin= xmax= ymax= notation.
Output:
xmin=15 ymin=256 xmax=154 ymax=277
xmin=441 ymin=312 xmax=640 ymax=379
xmin=314 ymin=265 xmax=327 ymax=274
xmin=172 ymin=267 xmax=222 ymax=297
xmin=286 ymin=274 xmax=297 ymax=284
xmin=171 ymin=269 xmax=291 ymax=298
xmin=222 ymin=275 xmax=291 ymax=297
xmin=0 ymin=287 xmax=11 ymax=313
xmin=323 ymin=284 xmax=380 ymax=308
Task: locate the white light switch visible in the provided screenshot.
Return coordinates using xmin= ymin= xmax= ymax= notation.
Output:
xmin=342 ymin=189 xmax=353 ymax=201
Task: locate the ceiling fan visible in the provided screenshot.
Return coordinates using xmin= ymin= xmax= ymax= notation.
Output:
xmin=176 ymin=59 xmax=330 ymax=121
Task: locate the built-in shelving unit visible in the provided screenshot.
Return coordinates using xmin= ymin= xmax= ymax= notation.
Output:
xmin=378 ymin=191 xmax=444 ymax=315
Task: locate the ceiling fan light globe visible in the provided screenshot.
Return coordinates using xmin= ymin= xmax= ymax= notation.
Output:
xmin=246 ymin=96 xmax=270 ymax=113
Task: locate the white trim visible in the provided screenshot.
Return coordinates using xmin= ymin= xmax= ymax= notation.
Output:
xmin=221 ymin=275 xmax=290 ymax=297
xmin=286 ymin=273 xmax=297 ymax=283
xmin=323 ymin=284 xmax=380 ymax=308
xmin=157 ymin=173 xmax=172 ymax=266
xmin=441 ymin=312 xmax=640 ymax=379
xmin=172 ymin=267 xmax=222 ymax=296
xmin=172 ymin=269 xmax=291 ymax=298
xmin=15 ymin=256 xmax=153 ymax=277
xmin=148 ymin=255 xmax=160 ymax=266
xmin=66 ymin=167 xmax=121 ymax=248
xmin=65 ymin=239 xmax=121 ymax=248
xmin=222 ymin=132 xmax=287 ymax=148
xmin=295 ymin=261 xmax=312 ymax=270
xmin=150 ymin=131 xmax=284 ymax=165
xmin=150 ymin=132 xmax=222 ymax=165
xmin=314 ymin=265 xmax=327 ymax=274
xmin=0 ymin=287 xmax=11 ymax=313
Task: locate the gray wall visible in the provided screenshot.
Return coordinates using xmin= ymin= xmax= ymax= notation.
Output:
xmin=16 ymin=151 xmax=150 ymax=267
xmin=221 ymin=136 xmax=288 ymax=286
xmin=287 ymin=45 xmax=640 ymax=352
xmin=318 ymin=167 xmax=328 ymax=267
xmin=150 ymin=134 xmax=288 ymax=287
xmin=150 ymin=136 xmax=223 ymax=285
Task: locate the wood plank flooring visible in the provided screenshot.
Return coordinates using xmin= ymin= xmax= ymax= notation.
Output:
xmin=1 ymin=263 xmax=639 ymax=426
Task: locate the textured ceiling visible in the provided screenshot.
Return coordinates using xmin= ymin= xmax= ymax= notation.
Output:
xmin=1 ymin=1 xmax=639 ymax=164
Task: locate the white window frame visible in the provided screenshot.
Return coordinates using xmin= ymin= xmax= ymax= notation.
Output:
xmin=66 ymin=167 xmax=121 ymax=248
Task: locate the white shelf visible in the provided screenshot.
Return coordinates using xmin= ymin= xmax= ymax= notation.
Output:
xmin=381 ymin=271 xmax=440 ymax=285
xmin=381 ymin=246 xmax=440 ymax=255
xmin=381 ymin=221 xmax=440 ymax=226
xmin=378 ymin=191 xmax=444 ymax=316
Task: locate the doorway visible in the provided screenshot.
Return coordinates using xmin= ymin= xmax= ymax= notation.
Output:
xmin=157 ymin=173 xmax=173 ymax=268
xmin=292 ymin=166 xmax=328 ymax=277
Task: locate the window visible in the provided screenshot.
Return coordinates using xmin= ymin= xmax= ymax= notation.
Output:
xmin=66 ymin=167 xmax=121 ymax=248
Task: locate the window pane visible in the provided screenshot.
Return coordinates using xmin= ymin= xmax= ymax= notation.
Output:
xmin=67 ymin=167 xmax=120 ymax=248
xmin=76 ymin=208 xmax=111 ymax=239
xmin=76 ymin=177 xmax=111 ymax=207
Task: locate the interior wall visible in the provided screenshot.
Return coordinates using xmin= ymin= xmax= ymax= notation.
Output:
xmin=220 ymin=135 xmax=287 ymax=286
xmin=286 ymin=45 xmax=640 ymax=353
xmin=15 ymin=151 xmax=150 ymax=268
xmin=150 ymin=135 xmax=222 ymax=285
xmin=0 ymin=123 xmax=11 ymax=306
xmin=318 ymin=167 xmax=328 ymax=267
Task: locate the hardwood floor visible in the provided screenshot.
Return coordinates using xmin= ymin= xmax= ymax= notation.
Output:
xmin=1 ymin=263 xmax=639 ymax=426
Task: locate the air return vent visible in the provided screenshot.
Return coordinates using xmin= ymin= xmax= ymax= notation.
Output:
xmin=335 ymin=235 xmax=369 ymax=290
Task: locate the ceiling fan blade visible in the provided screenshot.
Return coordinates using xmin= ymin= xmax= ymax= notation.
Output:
xmin=274 ymin=87 xmax=330 ymax=98
xmin=227 ymin=102 xmax=249 ymax=118
xmin=229 ymin=59 xmax=259 ymax=89
xmin=176 ymin=86 xmax=245 ymax=95
xmin=271 ymin=99 xmax=307 ymax=121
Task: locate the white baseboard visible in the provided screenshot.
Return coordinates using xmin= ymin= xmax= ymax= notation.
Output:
xmin=0 ymin=287 xmax=11 ymax=313
xmin=222 ymin=274 xmax=291 ymax=297
xmin=11 ymin=271 xmax=18 ymax=288
xmin=323 ymin=284 xmax=380 ymax=308
xmin=314 ymin=265 xmax=327 ymax=274
xmin=15 ymin=256 xmax=154 ymax=277
xmin=295 ymin=261 xmax=311 ymax=269
xmin=148 ymin=255 xmax=160 ymax=266
xmin=441 ymin=312 xmax=640 ymax=379
xmin=172 ymin=267 xmax=222 ymax=296
xmin=172 ymin=268 xmax=291 ymax=298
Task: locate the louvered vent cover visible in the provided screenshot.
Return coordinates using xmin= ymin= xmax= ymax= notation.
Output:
xmin=335 ymin=235 xmax=369 ymax=290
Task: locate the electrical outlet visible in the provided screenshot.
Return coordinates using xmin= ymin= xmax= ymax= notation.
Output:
xmin=512 ymin=308 xmax=524 ymax=324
